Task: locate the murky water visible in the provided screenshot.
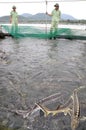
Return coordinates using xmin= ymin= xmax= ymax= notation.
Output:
xmin=0 ymin=37 xmax=86 ymax=130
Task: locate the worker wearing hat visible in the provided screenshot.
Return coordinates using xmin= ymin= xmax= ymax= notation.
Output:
xmin=10 ymin=5 xmax=18 ymax=34
xmin=46 ymin=3 xmax=61 ymax=39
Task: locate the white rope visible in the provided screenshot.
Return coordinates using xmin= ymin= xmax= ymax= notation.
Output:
xmin=0 ymin=0 xmax=86 ymax=3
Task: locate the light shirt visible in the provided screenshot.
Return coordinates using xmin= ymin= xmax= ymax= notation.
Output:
xmin=10 ymin=11 xmax=18 ymax=24
xmin=51 ymin=9 xmax=61 ymax=22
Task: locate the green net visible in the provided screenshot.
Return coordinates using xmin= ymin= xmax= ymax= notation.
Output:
xmin=2 ymin=25 xmax=86 ymax=40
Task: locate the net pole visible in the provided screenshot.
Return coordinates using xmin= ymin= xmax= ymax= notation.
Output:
xmin=45 ymin=0 xmax=48 ymax=39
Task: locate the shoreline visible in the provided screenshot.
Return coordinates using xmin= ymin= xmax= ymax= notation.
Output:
xmin=0 ymin=23 xmax=86 ymax=30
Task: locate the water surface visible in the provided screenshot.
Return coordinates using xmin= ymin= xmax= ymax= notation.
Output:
xmin=0 ymin=37 xmax=86 ymax=130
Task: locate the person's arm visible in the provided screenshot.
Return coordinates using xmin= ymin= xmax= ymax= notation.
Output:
xmin=46 ymin=12 xmax=52 ymax=16
xmin=10 ymin=11 xmax=12 ymax=23
xmin=17 ymin=12 xmax=18 ymax=23
xmin=10 ymin=16 xmax=12 ymax=23
xmin=59 ymin=11 xmax=61 ymax=19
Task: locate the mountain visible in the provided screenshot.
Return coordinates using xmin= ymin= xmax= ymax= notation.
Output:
xmin=61 ymin=13 xmax=76 ymax=20
xmin=0 ymin=16 xmax=10 ymax=22
xmin=0 ymin=13 xmax=76 ymax=23
xmin=31 ymin=13 xmax=50 ymax=20
xmin=21 ymin=13 xmax=76 ymax=20
xmin=0 ymin=15 xmax=28 ymax=23
xmin=21 ymin=13 xmax=51 ymax=21
xmin=21 ymin=13 xmax=32 ymax=17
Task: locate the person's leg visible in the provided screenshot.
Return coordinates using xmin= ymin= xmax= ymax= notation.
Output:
xmin=11 ymin=25 xmax=15 ymax=34
xmin=53 ymin=21 xmax=58 ymax=39
xmin=11 ymin=20 xmax=15 ymax=35
xmin=49 ymin=21 xmax=55 ymax=39
xmin=15 ymin=24 xmax=18 ymax=34
xmin=49 ymin=28 xmax=53 ymax=39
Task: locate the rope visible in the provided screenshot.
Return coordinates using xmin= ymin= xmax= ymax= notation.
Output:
xmin=0 ymin=0 xmax=86 ymax=3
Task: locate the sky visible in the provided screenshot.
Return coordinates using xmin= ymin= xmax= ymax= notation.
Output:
xmin=0 ymin=0 xmax=86 ymax=20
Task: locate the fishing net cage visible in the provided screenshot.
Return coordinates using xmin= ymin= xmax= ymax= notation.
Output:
xmin=1 ymin=0 xmax=86 ymax=40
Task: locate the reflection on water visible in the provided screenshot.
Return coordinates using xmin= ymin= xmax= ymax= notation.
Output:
xmin=0 ymin=37 xmax=86 ymax=130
